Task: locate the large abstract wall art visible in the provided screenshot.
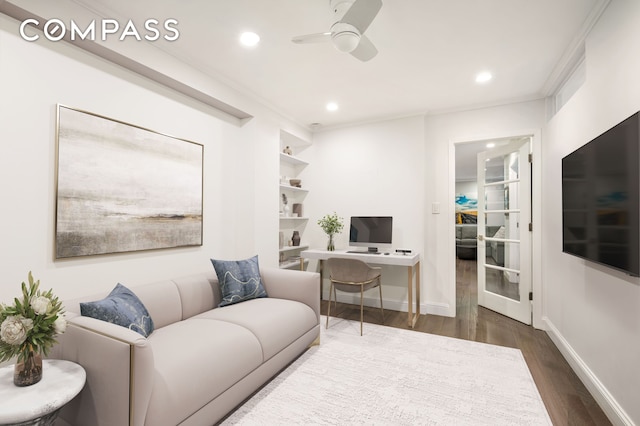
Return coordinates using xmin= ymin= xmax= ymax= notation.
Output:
xmin=55 ymin=105 xmax=203 ymax=258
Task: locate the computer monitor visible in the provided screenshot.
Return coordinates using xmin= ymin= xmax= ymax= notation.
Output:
xmin=349 ymin=216 xmax=393 ymax=253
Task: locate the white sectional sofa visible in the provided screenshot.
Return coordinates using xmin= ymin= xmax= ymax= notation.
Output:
xmin=50 ymin=267 xmax=320 ymax=426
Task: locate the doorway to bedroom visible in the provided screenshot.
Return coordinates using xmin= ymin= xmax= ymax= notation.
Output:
xmin=454 ymin=135 xmax=533 ymax=325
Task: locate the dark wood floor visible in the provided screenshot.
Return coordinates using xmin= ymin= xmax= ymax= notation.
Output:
xmin=321 ymin=258 xmax=611 ymax=426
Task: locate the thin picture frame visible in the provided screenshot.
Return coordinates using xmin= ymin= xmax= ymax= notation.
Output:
xmin=55 ymin=105 xmax=204 ymax=258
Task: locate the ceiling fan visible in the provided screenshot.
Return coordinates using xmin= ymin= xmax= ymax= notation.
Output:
xmin=292 ymin=0 xmax=383 ymax=62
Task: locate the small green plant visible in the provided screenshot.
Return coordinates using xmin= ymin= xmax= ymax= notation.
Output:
xmin=317 ymin=212 xmax=344 ymax=236
xmin=318 ymin=212 xmax=344 ymax=251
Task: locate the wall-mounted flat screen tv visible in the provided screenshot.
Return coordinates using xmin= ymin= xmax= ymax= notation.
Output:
xmin=562 ymin=111 xmax=640 ymax=276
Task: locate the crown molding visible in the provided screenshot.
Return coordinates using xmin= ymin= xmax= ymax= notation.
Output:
xmin=541 ymin=0 xmax=611 ymax=96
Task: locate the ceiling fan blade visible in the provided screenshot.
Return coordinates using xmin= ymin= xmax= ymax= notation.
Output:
xmin=350 ymin=34 xmax=378 ymax=61
xmin=291 ymin=32 xmax=331 ymax=44
xmin=341 ymin=0 xmax=382 ymax=34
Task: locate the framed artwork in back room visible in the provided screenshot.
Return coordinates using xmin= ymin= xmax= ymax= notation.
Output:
xmin=55 ymin=105 xmax=204 ymax=258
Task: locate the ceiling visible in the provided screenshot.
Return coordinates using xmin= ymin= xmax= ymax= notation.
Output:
xmin=35 ymin=0 xmax=607 ymax=129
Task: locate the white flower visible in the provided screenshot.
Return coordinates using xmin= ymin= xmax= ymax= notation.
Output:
xmin=0 ymin=315 xmax=33 ymax=346
xmin=31 ymin=296 xmax=51 ymax=315
xmin=53 ymin=315 xmax=67 ymax=334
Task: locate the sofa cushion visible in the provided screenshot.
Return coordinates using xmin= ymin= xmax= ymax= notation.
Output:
xmin=171 ymin=273 xmax=219 ymax=320
xmin=144 ymin=319 xmax=263 ymax=426
xmin=211 ymin=255 xmax=267 ymax=307
xmin=80 ymin=283 xmax=154 ymax=337
xmin=195 ymin=298 xmax=317 ymax=360
xmin=459 ymin=224 xmax=477 ymax=239
xmin=129 ymin=280 xmax=183 ymax=329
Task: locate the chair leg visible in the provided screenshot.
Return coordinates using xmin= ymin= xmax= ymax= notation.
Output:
xmin=360 ymin=285 xmax=364 ymax=336
xmin=378 ymin=284 xmax=385 ymax=324
xmin=326 ymin=281 xmax=333 ymax=329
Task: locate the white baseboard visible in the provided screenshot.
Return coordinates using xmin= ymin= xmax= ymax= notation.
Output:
xmin=325 ymin=293 xmax=452 ymax=318
xmin=543 ymin=317 xmax=634 ymax=426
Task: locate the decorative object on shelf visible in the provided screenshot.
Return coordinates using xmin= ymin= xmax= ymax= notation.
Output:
xmin=317 ymin=212 xmax=344 ymax=251
xmin=289 ymin=179 xmax=302 ymax=188
xmin=282 ymin=194 xmax=290 ymax=217
xmin=292 ymin=231 xmax=301 ymax=246
xmin=279 ymin=231 xmax=284 ymax=249
xmin=280 ymin=175 xmax=289 ymax=185
xmin=0 ymin=272 xmax=67 ymax=387
xmin=293 ymin=203 xmax=303 ymax=218
xmin=283 ymin=146 xmax=293 ymax=155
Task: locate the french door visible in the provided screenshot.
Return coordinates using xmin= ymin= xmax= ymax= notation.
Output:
xmin=476 ymin=139 xmax=532 ymax=324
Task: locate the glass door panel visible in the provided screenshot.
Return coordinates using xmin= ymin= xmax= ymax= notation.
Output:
xmin=477 ymin=139 xmax=531 ymax=324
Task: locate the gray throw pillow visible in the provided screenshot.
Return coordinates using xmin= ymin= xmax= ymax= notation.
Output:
xmin=80 ymin=283 xmax=154 ymax=337
xmin=211 ymin=255 xmax=268 ymax=307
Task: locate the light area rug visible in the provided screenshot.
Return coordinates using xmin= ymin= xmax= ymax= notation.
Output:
xmin=222 ymin=317 xmax=552 ymax=425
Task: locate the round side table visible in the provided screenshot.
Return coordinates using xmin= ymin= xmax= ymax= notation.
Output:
xmin=0 ymin=359 xmax=86 ymax=426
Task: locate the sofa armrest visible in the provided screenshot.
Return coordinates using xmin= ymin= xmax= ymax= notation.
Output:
xmin=261 ymin=267 xmax=320 ymax=322
xmin=50 ymin=313 xmax=154 ymax=426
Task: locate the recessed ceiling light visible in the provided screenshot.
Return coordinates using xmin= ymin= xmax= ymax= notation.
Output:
xmin=475 ymin=71 xmax=493 ymax=84
xmin=239 ymin=31 xmax=260 ymax=47
xmin=326 ymin=102 xmax=339 ymax=112
xmin=486 ymin=142 xmax=496 ymax=148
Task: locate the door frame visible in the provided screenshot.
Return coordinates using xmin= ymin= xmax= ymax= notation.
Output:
xmin=449 ymin=129 xmax=544 ymax=329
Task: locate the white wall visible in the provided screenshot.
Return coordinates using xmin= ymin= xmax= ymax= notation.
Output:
xmin=541 ymin=1 xmax=640 ymax=423
xmin=425 ymin=100 xmax=545 ymax=317
xmin=0 ymin=13 xmax=303 ymax=303
xmin=306 ymin=116 xmax=425 ymax=309
xmin=306 ymin=102 xmax=545 ymax=316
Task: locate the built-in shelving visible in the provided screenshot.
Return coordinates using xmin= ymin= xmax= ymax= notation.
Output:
xmin=279 ymin=244 xmax=310 ymax=253
xmin=279 ymin=184 xmax=309 ymax=193
xmin=280 ymin=152 xmax=309 ymax=167
xmin=279 ymin=130 xmax=311 ymax=270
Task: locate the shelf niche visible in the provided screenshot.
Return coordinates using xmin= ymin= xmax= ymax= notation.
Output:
xmin=279 ymin=130 xmax=311 ymax=270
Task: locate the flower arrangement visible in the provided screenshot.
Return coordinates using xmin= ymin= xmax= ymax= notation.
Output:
xmin=317 ymin=212 xmax=344 ymax=251
xmin=0 ymin=272 xmax=66 ymax=365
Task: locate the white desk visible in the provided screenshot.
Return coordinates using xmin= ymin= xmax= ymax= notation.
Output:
xmin=300 ymin=249 xmax=421 ymax=328
xmin=0 ymin=359 xmax=86 ymax=425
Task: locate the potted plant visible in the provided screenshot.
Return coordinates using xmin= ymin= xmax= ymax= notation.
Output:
xmin=0 ymin=272 xmax=66 ymax=386
xmin=317 ymin=212 xmax=344 ymax=251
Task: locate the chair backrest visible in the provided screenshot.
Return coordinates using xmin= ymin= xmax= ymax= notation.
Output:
xmin=327 ymin=258 xmax=380 ymax=284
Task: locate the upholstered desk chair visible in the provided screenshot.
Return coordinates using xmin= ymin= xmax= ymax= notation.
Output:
xmin=326 ymin=257 xmax=384 ymax=336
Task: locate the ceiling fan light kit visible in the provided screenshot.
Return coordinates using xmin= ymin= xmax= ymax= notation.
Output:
xmin=330 ymin=23 xmax=360 ymax=53
xmin=291 ymin=0 xmax=383 ymax=62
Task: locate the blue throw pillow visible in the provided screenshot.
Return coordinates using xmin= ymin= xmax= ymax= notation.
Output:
xmin=211 ymin=255 xmax=268 ymax=307
xmin=80 ymin=283 xmax=154 ymax=337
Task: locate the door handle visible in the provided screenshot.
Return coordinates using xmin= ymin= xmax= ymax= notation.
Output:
xmin=477 ymin=235 xmax=484 ymax=241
